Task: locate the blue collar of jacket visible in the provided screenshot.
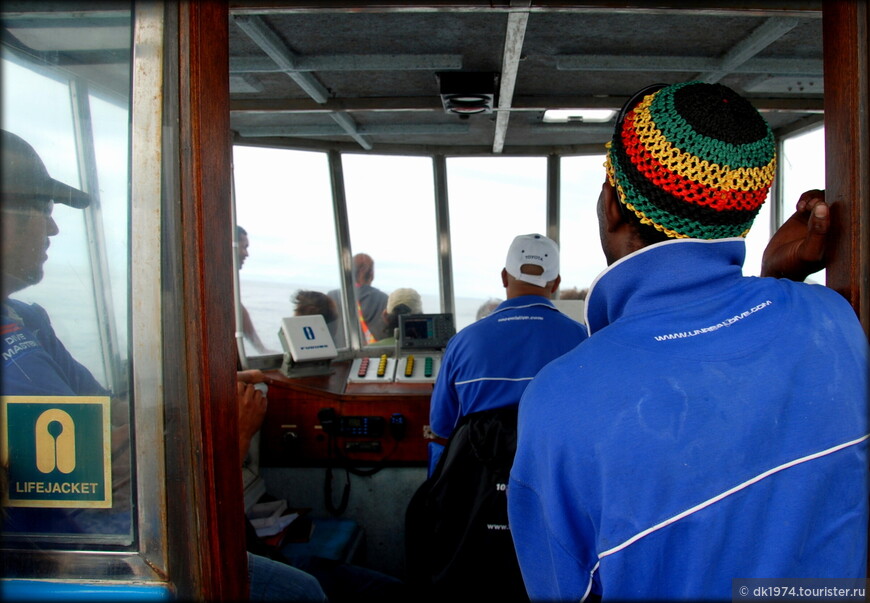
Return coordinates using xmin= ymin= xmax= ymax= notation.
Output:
xmin=492 ymin=294 xmax=557 ymax=315
xmin=585 ymin=238 xmax=748 ymax=335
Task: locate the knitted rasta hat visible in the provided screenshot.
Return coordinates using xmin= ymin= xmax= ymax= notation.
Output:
xmin=605 ymin=81 xmax=776 ymax=239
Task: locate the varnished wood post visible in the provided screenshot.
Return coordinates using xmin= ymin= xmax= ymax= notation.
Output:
xmin=823 ymin=0 xmax=870 ymax=335
xmin=176 ymin=1 xmax=248 ymax=599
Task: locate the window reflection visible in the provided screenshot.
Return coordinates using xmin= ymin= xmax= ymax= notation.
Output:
xmin=1 ymin=5 xmax=133 ymax=547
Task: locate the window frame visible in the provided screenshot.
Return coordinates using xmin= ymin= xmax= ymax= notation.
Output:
xmin=0 ymin=0 xmax=169 ymax=584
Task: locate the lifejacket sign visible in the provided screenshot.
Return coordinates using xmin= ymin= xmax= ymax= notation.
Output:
xmin=1 ymin=396 xmax=112 ymax=508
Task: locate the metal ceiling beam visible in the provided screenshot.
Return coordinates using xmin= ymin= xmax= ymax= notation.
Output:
xmin=230 ymin=94 xmax=825 ymax=113
xmin=227 ymin=2 xmax=821 ymax=18
xmin=697 ymin=16 xmax=800 ymax=83
xmin=555 ymin=55 xmax=822 ymax=77
xmin=232 ymin=14 xmax=373 ymax=149
xmin=231 ymin=97 xmax=444 ymax=112
xmin=492 ymin=1 xmax=530 ymax=154
xmin=232 ymin=14 xmax=330 ymax=102
xmin=230 ymin=54 xmax=463 ymax=73
xmin=235 ymin=123 xmax=471 ymax=137
xmin=229 ymin=74 xmax=263 ymax=93
xmin=329 ymin=111 xmax=373 ymax=149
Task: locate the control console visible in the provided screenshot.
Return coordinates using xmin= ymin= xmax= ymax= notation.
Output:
xmin=349 ymin=353 xmax=442 ymax=384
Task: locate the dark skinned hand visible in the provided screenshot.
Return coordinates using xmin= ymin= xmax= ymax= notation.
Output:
xmin=761 ymin=189 xmax=829 ymax=281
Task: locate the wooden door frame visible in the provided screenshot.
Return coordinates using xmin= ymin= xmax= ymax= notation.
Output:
xmin=171 ymin=1 xmax=248 ymax=600
xmin=824 ymin=0 xmax=869 ymax=335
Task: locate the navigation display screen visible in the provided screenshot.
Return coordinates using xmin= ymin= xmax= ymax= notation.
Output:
xmin=403 ymin=318 xmax=433 ymax=340
xmin=399 ymin=313 xmax=455 ymax=349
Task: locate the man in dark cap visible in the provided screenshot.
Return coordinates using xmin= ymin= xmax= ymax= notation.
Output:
xmin=1 ymin=129 xmax=135 ymax=539
xmin=1 ymin=129 xmax=103 ymax=396
xmin=508 ymin=83 xmax=868 ymax=601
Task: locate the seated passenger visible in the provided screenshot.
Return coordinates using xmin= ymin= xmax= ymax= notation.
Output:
xmin=247 ymin=551 xmax=328 ymax=602
xmin=293 ymin=289 xmax=339 ymax=322
xmin=292 ymin=289 xmax=340 ymax=343
xmin=233 ymin=375 xmax=330 ymax=602
xmin=235 ymin=373 xmax=410 ymax=602
xmin=372 ymin=287 xmax=423 ymax=346
xmin=2 ymin=130 xmax=99 ymax=397
xmin=474 ymin=297 xmax=501 ymax=321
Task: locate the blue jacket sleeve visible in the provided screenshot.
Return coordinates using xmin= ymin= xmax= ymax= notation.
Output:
xmin=508 ymin=369 xmax=600 ymax=602
xmin=429 ymin=342 xmax=460 ymax=438
xmin=508 ymin=473 xmax=598 ymax=601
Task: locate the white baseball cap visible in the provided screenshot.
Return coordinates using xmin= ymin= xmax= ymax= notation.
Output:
xmin=504 ymin=233 xmax=559 ymax=288
xmin=387 ymin=287 xmax=423 ymax=314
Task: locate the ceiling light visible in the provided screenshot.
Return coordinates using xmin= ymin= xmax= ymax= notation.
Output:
xmin=437 ymin=72 xmax=499 ymax=117
xmin=542 ymin=109 xmax=616 ymax=123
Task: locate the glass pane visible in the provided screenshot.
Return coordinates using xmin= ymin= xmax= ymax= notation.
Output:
xmin=1 ymin=7 xmax=133 ymax=547
xmin=342 ymin=154 xmax=438 ymax=347
xmin=743 ymin=127 xmax=824 ymax=279
xmin=447 ymin=157 xmax=547 ymax=331
xmin=743 ymin=192 xmax=773 ymax=277
xmin=559 ymin=155 xmax=609 ymax=298
xmin=90 ymin=93 xmax=131 ymax=369
xmin=233 ymin=146 xmax=338 ymax=355
xmin=779 ymin=126 xmax=826 ymax=283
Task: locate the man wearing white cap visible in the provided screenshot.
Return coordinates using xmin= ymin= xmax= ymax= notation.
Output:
xmin=429 ymin=233 xmax=587 ymax=440
xmin=406 ymin=233 xmax=587 ymax=600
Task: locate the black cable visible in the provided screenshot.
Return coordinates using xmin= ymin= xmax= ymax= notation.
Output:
xmin=320 ymin=411 xmax=404 ymax=512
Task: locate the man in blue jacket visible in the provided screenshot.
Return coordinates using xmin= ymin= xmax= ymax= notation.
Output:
xmin=1 ymin=130 xmax=103 ymax=397
xmin=406 ymin=233 xmax=587 ymax=600
xmin=429 ymin=233 xmax=588 ymax=440
xmin=1 ymin=130 xmax=136 ymax=540
xmin=507 ymin=82 xmax=868 ymax=601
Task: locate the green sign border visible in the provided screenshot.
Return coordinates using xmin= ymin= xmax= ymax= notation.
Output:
xmin=1 ymin=396 xmax=112 ymax=508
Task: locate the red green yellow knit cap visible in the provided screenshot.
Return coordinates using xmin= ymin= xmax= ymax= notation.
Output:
xmin=605 ymin=81 xmax=776 ymax=239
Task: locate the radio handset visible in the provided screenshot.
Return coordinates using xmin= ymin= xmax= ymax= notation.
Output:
xmin=318 ymin=407 xmax=338 ymax=435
